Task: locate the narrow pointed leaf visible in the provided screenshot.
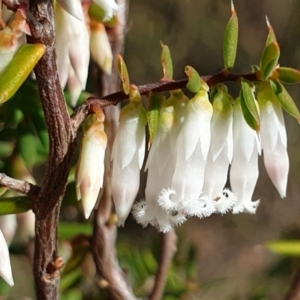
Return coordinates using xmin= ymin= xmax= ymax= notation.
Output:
xmin=265 ymin=240 xmax=300 ymax=256
xmin=223 ymin=1 xmax=238 ymax=70
xmin=275 ymin=67 xmax=300 ymax=84
xmin=271 ymin=80 xmax=300 ymax=122
xmin=265 ymin=16 xmax=277 ymax=46
xmin=185 ymin=66 xmax=201 ymax=93
xmin=117 ymin=55 xmax=130 ymax=95
xmin=259 ymin=41 xmax=280 ymax=80
xmin=147 ymin=92 xmax=161 ymax=145
xmin=0 ymin=43 xmax=45 ymax=103
xmin=0 ymin=197 xmax=32 ymax=215
xmin=240 ymin=79 xmax=260 ymax=131
xmin=161 ymin=43 xmax=173 ymax=81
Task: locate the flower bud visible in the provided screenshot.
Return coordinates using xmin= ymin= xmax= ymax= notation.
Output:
xmin=90 ymin=21 xmax=113 ymax=74
xmin=76 ymin=116 xmax=107 ymax=219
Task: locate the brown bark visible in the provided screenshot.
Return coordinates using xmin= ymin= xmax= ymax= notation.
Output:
xmin=26 ymin=0 xmax=76 ymax=298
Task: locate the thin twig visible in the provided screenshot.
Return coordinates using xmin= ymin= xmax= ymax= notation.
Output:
xmin=0 ymin=173 xmax=39 ymax=197
xmin=71 ymin=71 xmax=259 ymax=131
xmin=148 ymin=230 xmax=178 ymax=300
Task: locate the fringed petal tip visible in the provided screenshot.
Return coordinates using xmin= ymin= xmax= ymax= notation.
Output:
xmin=132 ymin=200 xmax=150 ymax=227
xmin=158 ymin=188 xmax=177 ymax=211
xmin=213 ymin=189 xmax=237 ymax=214
xmin=232 ymin=199 xmax=260 ymax=214
xmin=185 ymin=195 xmax=215 ymax=218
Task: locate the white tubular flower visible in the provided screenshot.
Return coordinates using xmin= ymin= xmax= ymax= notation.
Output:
xmin=257 ymin=82 xmax=289 ymax=198
xmin=57 ymin=0 xmax=84 ymax=20
xmin=111 ymin=92 xmax=146 ymax=226
xmin=0 ymin=6 xmax=29 ymax=73
xmin=202 ymin=88 xmax=235 ymax=213
xmin=90 ymin=21 xmax=113 ymax=74
xmin=76 ymin=115 xmax=107 ymax=219
xmin=55 ymin=1 xmax=90 ymax=105
xmin=0 ymin=229 xmax=14 ymax=286
xmin=230 ymin=99 xmax=261 ymax=214
xmin=170 ymin=86 xmax=214 ymax=218
xmin=93 ymin=0 xmax=122 ymax=21
xmin=133 ymin=91 xmax=189 ymax=232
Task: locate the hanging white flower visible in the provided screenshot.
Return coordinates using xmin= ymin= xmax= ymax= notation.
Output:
xmin=257 ymin=82 xmax=289 ymax=198
xmin=76 ymin=114 xmax=107 ymax=219
xmin=111 ymin=90 xmax=146 ymax=226
xmin=202 ymin=88 xmax=235 ymax=213
xmin=0 ymin=229 xmax=14 ymax=286
xmin=167 ymin=85 xmax=214 ymax=218
xmin=134 ymin=91 xmax=188 ymax=231
xmin=230 ymin=99 xmax=261 ymax=214
xmin=55 ymin=1 xmax=90 ymax=106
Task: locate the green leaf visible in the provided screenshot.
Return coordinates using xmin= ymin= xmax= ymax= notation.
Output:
xmin=161 ymin=42 xmax=173 ymax=81
xmin=259 ymin=41 xmax=280 ymax=80
xmin=185 ymin=66 xmax=201 ymax=93
xmin=18 ymin=132 xmax=39 ymax=167
xmin=270 ymin=80 xmax=300 ymax=122
xmin=275 ymin=67 xmax=300 ymax=84
xmin=147 ymin=92 xmax=162 ymax=145
xmin=265 ymin=16 xmax=277 ymax=46
xmin=0 ymin=43 xmax=45 ymax=104
xmin=117 ymin=55 xmax=130 ymax=95
xmin=0 ymin=197 xmax=32 ymax=215
xmin=265 ymin=240 xmax=300 ymax=256
xmin=240 ymin=78 xmax=260 ymax=131
xmin=223 ymin=0 xmax=238 ymax=70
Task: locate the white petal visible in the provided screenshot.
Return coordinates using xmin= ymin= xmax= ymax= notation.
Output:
xmin=112 ymin=155 xmax=140 ymax=226
xmin=202 ymin=149 xmax=230 ymax=200
xmin=57 ymin=0 xmax=84 ymax=20
xmin=0 ymin=229 xmax=14 ymax=286
xmin=263 ymin=138 xmax=289 ymax=198
xmin=230 ymin=146 xmax=260 ymax=214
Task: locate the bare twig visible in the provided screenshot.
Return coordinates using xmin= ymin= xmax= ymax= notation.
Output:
xmin=148 ymin=231 xmax=178 ymax=300
xmin=71 ymin=71 xmax=259 ymax=131
xmin=0 ymin=173 xmax=39 ymax=197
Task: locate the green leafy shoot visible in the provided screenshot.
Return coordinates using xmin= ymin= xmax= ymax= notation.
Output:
xmin=117 ymin=55 xmax=130 ymax=95
xmin=185 ymin=66 xmax=202 ymax=93
xmin=223 ymin=0 xmax=238 ymax=70
xmin=259 ymin=41 xmax=280 ymax=80
xmin=0 ymin=196 xmax=32 ymax=215
xmin=270 ymin=80 xmax=300 ymax=122
xmin=240 ymin=78 xmax=260 ymax=131
xmin=265 ymin=16 xmax=277 ymax=46
xmin=147 ymin=92 xmax=163 ymax=146
xmin=275 ymin=67 xmax=300 ymax=84
xmin=161 ymin=42 xmax=173 ymax=81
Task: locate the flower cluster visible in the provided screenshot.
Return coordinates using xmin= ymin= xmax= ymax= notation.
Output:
xmin=54 ymin=0 xmax=122 ymax=106
xmin=111 ymin=83 xmax=289 ymax=232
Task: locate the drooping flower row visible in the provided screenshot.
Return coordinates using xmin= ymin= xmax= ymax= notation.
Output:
xmin=75 ymin=81 xmax=290 ymax=233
